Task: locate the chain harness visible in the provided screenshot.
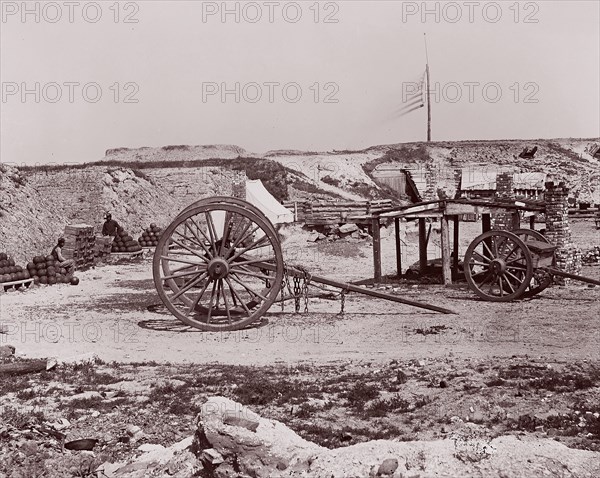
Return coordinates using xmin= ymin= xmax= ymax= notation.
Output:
xmin=278 ymin=262 xmax=347 ymax=315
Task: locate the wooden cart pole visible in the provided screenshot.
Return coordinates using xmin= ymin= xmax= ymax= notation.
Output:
xmin=372 ymin=217 xmax=382 ymax=282
xmin=419 ymin=218 xmax=428 ymax=275
xmin=440 ymin=214 xmax=452 ymax=285
xmin=395 ymin=217 xmax=402 ymax=276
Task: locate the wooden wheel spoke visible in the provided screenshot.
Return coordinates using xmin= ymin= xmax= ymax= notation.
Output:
xmin=230 ymin=275 xmax=269 ymax=301
xmin=160 ymin=255 xmax=204 ymax=266
xmin=172 ymin=225 xmax=206 ymax=252
xmin=497 ymin=276 xmax=505 ymax=296
xmin=472 ymin=250 xmax=491 ymax=263
xmin=220 ymin=211 xmax=233 ymax=257
xmin=173 ymin=225 xmax=212 ymax=259
xmin=225 ymin=277 xmax=252 ymax=315
xmin=481 ymin=241 xmax=495 ymax=259
xmin=187 ymin=217 xmax=215 ymax=259
xmin=205 ymin=280 xmax=218 ymax=324
xmin=163 ymin=268 xmax=207 ymax=281
xmin=230 ymin=256 xmax=276 ymax=268
xmin=170 ymin=236 xmax=210 ymax=262
xmin=229 ymin=235 xmax=271 ymax=263
xmin=219 ymin=280 xmax=233 ymax=324
xmin=204 ymin=212 xmax=219 ymax=253
xmin=469 ymin=260 xmax=489 ymax=267
xmin=230 ymin=268 xmax=274 ymax=281
xmin=187 ymin=276 xmax=213 ymax=315
xmin=171 ymin=271 xmax=209 ymax=301
xmin=502 ymin=274 xmax=517 ymax=293
xmin=504 ymin=270 xmax=524 ymax=285
xmin=229 ymin=220 xmax=254 ymax=250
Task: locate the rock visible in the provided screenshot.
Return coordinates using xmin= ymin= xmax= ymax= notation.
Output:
xmin=201 ymin=448 xmax=224 ymax=465
xmin=307 ymin=233 xmax=320 ymax=242
xmin=223 ymin=410 xmax=259 ymax=431
xmin=137 ymin=444 xmax=165 ymax=453
xmin=196 ymin=396 xmax=324 ymax=477
xmin=339 ymin=223 xmax=359 ymax=234
xmin=0 ymin=345 xmax=16 ymax=357
xmin=377 ymin=458 xmax=399 ymax=475
xmin=63 ymin=391 xmax=103 ymax=402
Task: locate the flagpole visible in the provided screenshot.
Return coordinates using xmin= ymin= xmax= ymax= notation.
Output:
xmin=424 ymin=33 xmax=431 ymax=142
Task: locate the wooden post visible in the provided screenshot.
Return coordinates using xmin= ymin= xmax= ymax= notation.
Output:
xmin=419 ymin=218 xmax=428 ymax=275
xmin=440 ymin=215 xmax=451 ymax=285
xmin=372 ymin=217 xmax=382 ymax=282
xmin=482 ymin=214 xmax=491 ymax=233
xmin=395 ymin=217 xmax=402 ymax=276
xmin=482 ymin=213 xmax=492 ymax=259
xmin=452 ymin=215 xmax=460 ymax=280
xmin=294 ymin=202 xmax=298 ymax=222
xmin=529 ymin=214 xmax=535 ymax=230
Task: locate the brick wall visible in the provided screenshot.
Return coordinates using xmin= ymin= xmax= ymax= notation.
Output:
xmin=544 ymin=182 xmax=582 ymax=284
xmin=492 ymin=172 xmax=519 ymax=230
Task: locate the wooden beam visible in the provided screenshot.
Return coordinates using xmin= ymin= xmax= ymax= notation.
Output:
xmin=440 ymin=215 xmax=452 ymax=285
xmin=372 ymin=217 xmax=382 ymax=282
xmin=529 ymin=215 xmax=536 ymax=230
xmin=452 ymin=215 xmax=460 ymax=280
xmin=395 ymin=217 xmax=402 ymax=276
xmin=419 ymin=218 xmax=428 ymax=275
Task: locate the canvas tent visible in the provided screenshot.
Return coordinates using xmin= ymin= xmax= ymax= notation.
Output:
xmin=245 ymin=179 xmax=294 ymax=225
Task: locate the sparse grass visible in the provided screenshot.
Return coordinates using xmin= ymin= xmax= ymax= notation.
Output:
xmin=343 ymin=381 xmax=380 ymax=408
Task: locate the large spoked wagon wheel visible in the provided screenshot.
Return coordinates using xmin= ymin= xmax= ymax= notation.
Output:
xmin=464 ymin=231 xmax=534 ymax=302
xmin=153 ymin=201 xmax=283 ymax=331
xmin=513 ymin=229 xmax=554 ymax=297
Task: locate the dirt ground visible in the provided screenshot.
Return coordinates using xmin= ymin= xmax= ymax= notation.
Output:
xmin=1 ymin=219 xmax=598 ymax=365
xmin=0 ymin=218 xmax=598 ymax=477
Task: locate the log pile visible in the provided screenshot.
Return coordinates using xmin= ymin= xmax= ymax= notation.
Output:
xmin=63 ymin=224 xmax=96 ymax=269
xmin=283 ymin=200 xmax=393 ymax=225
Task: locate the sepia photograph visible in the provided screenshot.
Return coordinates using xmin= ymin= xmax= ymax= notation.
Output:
xmin=1 ymin=1 xmax=599 ymax=476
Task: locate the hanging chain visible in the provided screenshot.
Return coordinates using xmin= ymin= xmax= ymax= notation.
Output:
xmin=302 ymin=270 xmax=311 ymax=313
xmin=293 ymin=276 xmax=302 ymax=313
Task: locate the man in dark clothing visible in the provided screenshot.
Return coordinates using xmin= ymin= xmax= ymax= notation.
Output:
xmin=52 ymin=238 xmax=75 ymax=274
xmin=102 ymin=213 xmax=120 ymax=236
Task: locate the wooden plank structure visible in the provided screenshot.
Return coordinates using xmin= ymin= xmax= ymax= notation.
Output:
xmin=282 ymin=200 xmax=394 ymax=225
xmin=1 ymin=278 xmax=34 ymax=293
xmin=356 ymin=198 xmax=546 ymax=285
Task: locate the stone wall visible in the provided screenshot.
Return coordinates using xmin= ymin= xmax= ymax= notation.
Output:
xmin=544 ymin=182 xmax=582 ymax=283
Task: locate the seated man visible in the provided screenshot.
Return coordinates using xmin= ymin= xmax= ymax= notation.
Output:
xmin=102 ymin=213 xmax=120 ymax=236
xmin=51 ymin=238 xmax=75 ymax=275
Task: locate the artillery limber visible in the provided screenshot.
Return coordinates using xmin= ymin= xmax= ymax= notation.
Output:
xmin=463 ymin=229 xmax=600 ymax=301
xmin=153 ymin=197 xmax=454 ymax=331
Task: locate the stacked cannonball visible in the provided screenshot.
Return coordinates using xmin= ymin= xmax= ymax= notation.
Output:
xmin=27 ymin=255 xmax=72 ymax=285
xmin=0 ymin=253 xmax=30 ymax=283
xmin=138 ymin=223 xmax=162 ymax=248
xmin=111 ymin=226 xmax=143 ymax=253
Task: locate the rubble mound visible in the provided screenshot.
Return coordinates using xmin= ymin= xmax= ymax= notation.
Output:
xmin=105 ymin=396 xmax=599 ymax=478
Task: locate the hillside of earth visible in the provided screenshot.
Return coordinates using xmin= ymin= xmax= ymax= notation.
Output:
xmin=1 ymin=137 xmax=598 ymax=263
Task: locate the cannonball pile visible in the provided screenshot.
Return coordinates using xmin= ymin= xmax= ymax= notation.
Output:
xmin=582 ymin=246 xmax=600 ymax=265
xmin=28 ymin=255 xmax=73 ymax=285
xmin=0 ymin=253 xmax=29 ymax=283
xmin=138 ymin=223 xmax=162 ymax=248
xmin=111 ymin=226 xmax=143 ymax=253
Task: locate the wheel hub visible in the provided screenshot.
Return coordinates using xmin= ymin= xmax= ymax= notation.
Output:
xmin=490 ymin=259 xmax=506 ymax=274
xmin=207 ymin=258 xmax=230 ymax=279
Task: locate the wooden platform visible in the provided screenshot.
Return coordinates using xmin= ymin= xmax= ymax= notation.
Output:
xmin=1 ymin=278 xmax=34 ymax=293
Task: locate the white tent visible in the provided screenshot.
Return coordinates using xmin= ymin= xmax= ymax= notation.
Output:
xmin=245 ymin=179 xmax=294 ymax=225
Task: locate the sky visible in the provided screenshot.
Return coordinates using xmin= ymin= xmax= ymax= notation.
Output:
xmin=1 ymin=0 xmax=599 ymax=166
